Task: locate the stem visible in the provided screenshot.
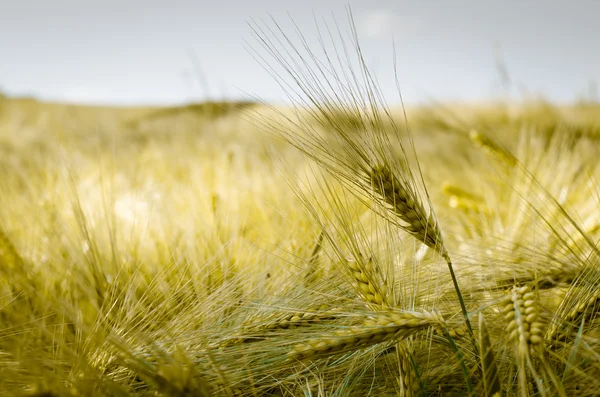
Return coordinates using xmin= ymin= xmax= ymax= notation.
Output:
xmin=445 ymin=329 xmax=474 ymax=397
xmin=444 ymin=254 xmax=473 ymax=336
xmin=443 ymin=253 xmax=480 ymax=358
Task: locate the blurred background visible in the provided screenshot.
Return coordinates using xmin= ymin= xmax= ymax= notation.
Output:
xmin=1 ymin=0 xmax=599 ymax=106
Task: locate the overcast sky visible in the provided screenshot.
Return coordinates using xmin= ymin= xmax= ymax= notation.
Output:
xmin=1 ymin=0 xmax=599 ymax=105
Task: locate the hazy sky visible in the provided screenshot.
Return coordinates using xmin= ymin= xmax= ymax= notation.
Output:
xmin=1 ymin=0 xmax=599 ymax=105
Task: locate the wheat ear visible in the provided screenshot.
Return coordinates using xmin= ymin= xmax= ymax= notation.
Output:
xmin=262 ymin=305 xmax=341 ymax=330
xmin=546 ymin=286 xmax=600 ymax=346
xmin=345 ymin=255 xmax=395 ymax=310
xmin=370 ymin=164 xmax=446 ymax=256
xmin=219 ymin=304 xmax=341 ymax=347
xmin=469 ymin=129 xmax=517 ymax=166
xmin=370 ymin=163 xmax=474 ymax=341
xmin=503 ymin=285 xmax=543 ymax=349
xmin=344 ymin=252 xmax=419 ymax=395
xmin=287 ymin=310 xmax=444 ymax=361
xmin=396 ymin=342 xmax=422 ymax=397
xmin=502 ymin=284 xmax=545 ymax=396
xmin=442 ymin=183 xmax=489 ymax=214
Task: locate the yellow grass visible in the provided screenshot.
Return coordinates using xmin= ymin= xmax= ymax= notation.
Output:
xmin=2 ymin=94 xmax=600 ymax=396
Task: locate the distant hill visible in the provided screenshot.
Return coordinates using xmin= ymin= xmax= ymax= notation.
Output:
xmin=0 ymin=97 xmax=258 ymax=136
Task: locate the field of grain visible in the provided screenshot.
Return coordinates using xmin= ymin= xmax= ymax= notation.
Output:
xmin=2 ymin=22 xmax=600 ymax=397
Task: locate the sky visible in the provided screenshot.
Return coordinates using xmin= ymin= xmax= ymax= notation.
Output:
xmin=1 ymin=0 xmax=599 ymax=106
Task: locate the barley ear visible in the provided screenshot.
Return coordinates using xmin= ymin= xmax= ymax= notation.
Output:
xmin=396 ymin=342 xmax=421 ymax=397
xmin=469 ymin=129 xmax=517 ymax=166
xmin=345 ymin=255 xmax=395 ymax=310
xmin=369 ymin=164 xmax=446 ymax=257
xmin=546 ymin=286 xmax=600 ymax=346
xmin=503 ymin=285 xmax=544 ymax=351
xmin=370 ymin=163 xmax=474 ymax=340
xmin=287 ymin=310 xmax=444 ymax=361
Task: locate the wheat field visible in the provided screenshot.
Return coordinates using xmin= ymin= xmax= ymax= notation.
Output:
xmin=2 ymin=16 xmax=600 ymax=397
